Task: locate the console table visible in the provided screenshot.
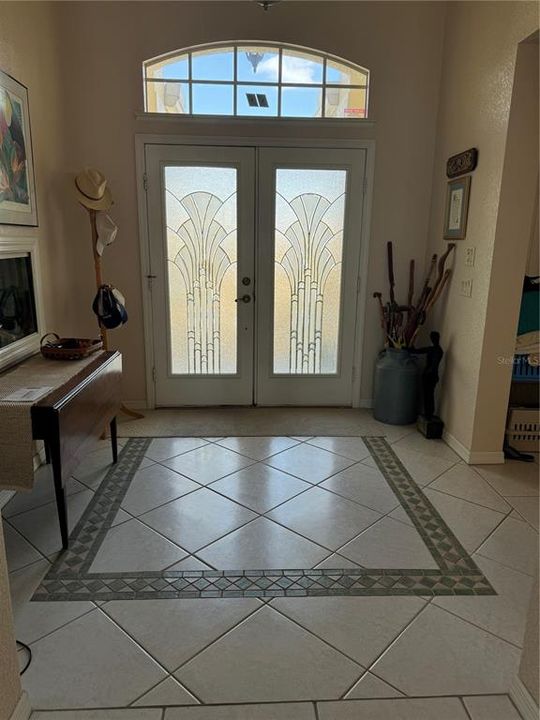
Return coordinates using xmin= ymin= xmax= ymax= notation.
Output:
xmin=31 ymin=351 xmax=122 ymax=549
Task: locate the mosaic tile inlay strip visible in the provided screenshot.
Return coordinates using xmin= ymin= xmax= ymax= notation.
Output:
xmin=32 ymin=437 xmax=496 ymax=601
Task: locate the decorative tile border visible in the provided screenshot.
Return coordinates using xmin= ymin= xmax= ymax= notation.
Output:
xmin=32 ymin=436 xmax=496 ymax=601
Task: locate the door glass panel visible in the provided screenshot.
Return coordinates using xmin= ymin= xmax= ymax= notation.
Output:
xmin=164 ymin=166 xmax=237 ymax=375
xmin=273 ymin=168 xmax=347 ymax=374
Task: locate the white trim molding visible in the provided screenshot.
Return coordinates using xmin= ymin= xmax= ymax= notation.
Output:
xmin=10 ymin=692 xmax=31 ymax=720
xmin=510 ymin=676 xmax=539 ymax=720
xmin=443 ymin=430 xmax=505 ymax=465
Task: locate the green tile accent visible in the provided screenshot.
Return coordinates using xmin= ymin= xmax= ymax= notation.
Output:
xmin=32 ymin=436 xmax=496 ymax=601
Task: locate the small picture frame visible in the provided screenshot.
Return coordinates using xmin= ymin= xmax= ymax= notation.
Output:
xmin=0 ymin=70 xmax=38 ymax=226
xmin=443 ymin=175 xmax=471 ymax=240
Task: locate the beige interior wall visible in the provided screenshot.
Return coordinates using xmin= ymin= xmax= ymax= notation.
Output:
xmin=472 ymin=38 xmax=539 ymax=453
xmin=0 ymin=2 xmax=67 ymax=716
xmin=526 ymin=182 xmax=539 ymax=277
xmin=54 ymin=0 xmax=446 ymax=404
xmin=425 ymin=1 xmax=539 ymax=457
xmin=0 ymin=1 xmax=70 ymax=333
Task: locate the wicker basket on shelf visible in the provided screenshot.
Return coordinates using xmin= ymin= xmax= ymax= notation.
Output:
xmin=40 ymin=333 xmax=103 ymax=361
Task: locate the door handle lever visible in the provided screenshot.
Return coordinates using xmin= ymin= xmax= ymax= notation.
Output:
xmin=235 ymin=294 xmax=251 ymax=303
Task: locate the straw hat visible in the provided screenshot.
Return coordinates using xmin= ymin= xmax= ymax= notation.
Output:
xmin=74 ymin=168 xmax=113 ymax=210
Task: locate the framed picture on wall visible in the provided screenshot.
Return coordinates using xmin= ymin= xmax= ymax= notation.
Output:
xmin=0 ymin=70 xmax=37 ymax=226
xmin=443 ymin=175 xmax=471 ymax=240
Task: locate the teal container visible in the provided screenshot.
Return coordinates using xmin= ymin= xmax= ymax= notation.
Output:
xmin=373 ymin=348 xmax=420 ymax=425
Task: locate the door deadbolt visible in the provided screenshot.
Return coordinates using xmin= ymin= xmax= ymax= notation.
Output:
xmin=242 ymin=277 xmax=251 ymax=286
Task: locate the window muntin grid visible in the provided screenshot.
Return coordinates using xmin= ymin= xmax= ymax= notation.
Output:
xmin=144 ymin=42 xmax=369 ymax=119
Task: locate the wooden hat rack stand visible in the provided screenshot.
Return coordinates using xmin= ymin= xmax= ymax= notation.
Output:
xmin=85 ymin=207 xmax=143 ymax=421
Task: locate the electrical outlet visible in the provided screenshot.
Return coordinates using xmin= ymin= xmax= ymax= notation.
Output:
xmin=464 ymin=247 xmax=476 ymax=267
xmin=460 ymin=278 xmax=473 ymax=297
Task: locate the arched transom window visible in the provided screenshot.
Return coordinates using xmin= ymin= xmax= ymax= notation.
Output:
xmin=144 ymin=42 xmax=369 ymax=119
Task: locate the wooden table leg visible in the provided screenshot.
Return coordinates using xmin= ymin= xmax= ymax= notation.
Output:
xmin=49 ymin=436 xmax=69 ymax=550
xmin=110 ymin=416 xmax=118 ymax=464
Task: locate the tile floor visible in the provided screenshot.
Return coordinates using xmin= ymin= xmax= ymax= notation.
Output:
xmin=2 ymin=423 xmax=538 ymax=717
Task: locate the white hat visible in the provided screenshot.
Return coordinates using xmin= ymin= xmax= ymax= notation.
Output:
xmin=75 ymin=168 xmax=113 ymax=210
xmin=95 ymin=213 xmax=118 ymax=256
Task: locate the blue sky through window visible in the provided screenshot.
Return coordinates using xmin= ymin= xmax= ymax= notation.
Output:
xmin=145 ymin=45 xmax=368 ymax=118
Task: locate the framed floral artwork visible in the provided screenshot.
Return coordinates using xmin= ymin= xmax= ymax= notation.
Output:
xmin=0 ymin=70 xmax=37 ymax=226
xmin=443 ymin=175 xmax=470 ymax=240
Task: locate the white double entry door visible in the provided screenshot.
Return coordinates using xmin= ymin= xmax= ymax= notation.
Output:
xmin=145 ymin=143 xmax=367 ymax=406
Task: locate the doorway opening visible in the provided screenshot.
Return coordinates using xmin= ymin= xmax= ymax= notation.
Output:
xmin=140 ymin=140 xmax=371 ymax=407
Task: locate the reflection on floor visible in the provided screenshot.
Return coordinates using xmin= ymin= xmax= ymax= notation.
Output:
xmin=2 ymin=415 xmax=538 ymax=716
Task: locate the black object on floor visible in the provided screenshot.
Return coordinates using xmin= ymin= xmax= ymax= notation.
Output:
xmin=417 ymin=414 xmax=444 ymax=439
xmin=504 ymin=442 xmax=535 ymax=462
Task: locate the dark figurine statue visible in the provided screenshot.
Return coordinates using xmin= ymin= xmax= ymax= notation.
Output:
xmin=414 ymin=331 xmax=443 ymax=422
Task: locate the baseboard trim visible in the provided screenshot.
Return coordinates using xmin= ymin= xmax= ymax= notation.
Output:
xmin=510 ymin=676 xmax=539 ymax=720
xmin=10 ymin=691 xmax=31 ymax=720
xmin=443 ymin=430 xmax=504 ymax=465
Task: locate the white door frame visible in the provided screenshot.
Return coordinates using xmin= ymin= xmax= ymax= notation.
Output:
xmin=135 ymin=132 xmax=375 ymax=409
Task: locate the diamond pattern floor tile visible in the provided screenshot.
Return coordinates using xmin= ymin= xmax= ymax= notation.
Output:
xmin=72 ymin=446 xmax=119 ymax=490
xmin=2 ymin=521 xmax=43 ymax=572
xmin=22 ymin=609 xmax=166 ymax=708
xmin=364 ymin=445 xmax=456 ymax=487
xmin=140 ymin=488 xmax=257 ymax=554
xmin=433 ymin=554 xmax=534 ymax=646
xmin=428 ymin=464 xmax=511 ymax=514
xmin=175 ymin=606 xmax=362 ymax=703
xmin=198 ymin=516 xmax=329 ymax=569
xmin=89 ymin=519 xmax=188 ymax=573
xmin=306 ymin=437 xmax=371 ymax=461
xmin=14 ymin=598 xmax=95 ymax=644
xmin=371 ymin=605 xmax=521 ymax=695
xmin=133 ymin=677 xmax=199 ymax=707
xmin=266 ymin=485 xmax=382 ymax=550
xmin=423 ymin=488 xmax=506 ymax=552
xmin=144 ymin=437 xmax=208 ymax=462
xmin=103 ymin=597 xmax=260 ymax=671
xmin=215 ymin=436 xmax=299 ymax=460
xmin=8 ymin=489 xmax=94 ymax=556
xmin=121 ymin=463 xmax=200 ymax=516
xmin=477 ymin=516 xmax=539 ymax=575
xmin=345 ymin=672 xmax=404 ymax=699
xmin=339 ymin=517 xmax=438 ymax=568
xmin=210 ymin=463 xmax=309 ymax=513
xmin=162 ymin=445 xmax=254 ymax=485
xmin=475 ymin=461 xmax=540 ymax=497
xmin=507 ymin=496 xmax=539 ymax=530
xmin=264 ymin=443 xmax=355 ymax=483
xmin=272 ymin=595 xmax=426 ymax=666
xmin=320 ymin=463 xmax=400 ymax=514
xmin=4 ymin=467 xmax=87 ymax=518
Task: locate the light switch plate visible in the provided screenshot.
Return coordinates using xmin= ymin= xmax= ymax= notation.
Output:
xmin=464 ymin=247 xmax=476 ymax=267
xmin=460 ymin=278 xmax=473 ymax=297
